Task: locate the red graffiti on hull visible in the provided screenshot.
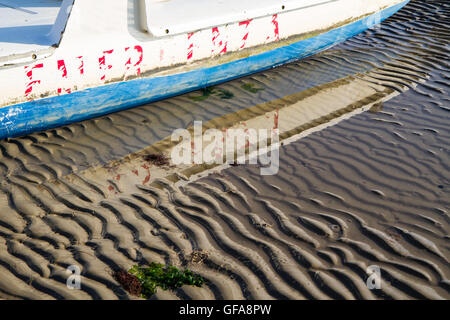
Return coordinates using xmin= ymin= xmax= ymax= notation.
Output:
xmin=24 ymin=63 xmax=44 ymax=98
xmin=239 ymin=19 xmax=252 ymax=49
xmin=212 ymin=27 xmax=227 ymax=55
xmin=57 ymin=60 xmax=71 ymax=94
xmin=273 ymin=109 xmax=279 ymax=130
xmin=187 ymin=32 xmax=195 ymax=60
xmin=76 ymin=56 xmax=84 ymax=75
xmin=20 ymin=13 xmax=282 ymax=99
xmin=99 ymin=49 xmax=114 ymax=81
xmin=125 ymin=45 xmax=143 ymax=76
xmin=272 ymin=14 xmax=279 ymax=41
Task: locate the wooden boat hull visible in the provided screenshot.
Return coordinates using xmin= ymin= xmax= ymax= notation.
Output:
xmin=0 ymin=0 xmax=409 ymax=139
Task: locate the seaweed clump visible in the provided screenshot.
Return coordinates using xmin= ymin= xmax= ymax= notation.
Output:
xmin=188 ymin=86 xmax=234 ymax=101
xmin=128 ymin=263 xmax=205 ymax=298
xmin=143 ymin=153 xmax=170 ymax=166
xmin=241 ymin=83 xmax=264 ymax=93
xmin=112 ymin=269 xmax=142 ymax=296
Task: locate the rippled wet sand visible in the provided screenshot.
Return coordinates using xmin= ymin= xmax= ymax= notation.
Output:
xmin=0 ymin=0 xmax=448 ymax=299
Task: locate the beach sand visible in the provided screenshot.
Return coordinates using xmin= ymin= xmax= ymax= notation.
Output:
xmin=0 ymin=0 xmax=448 ymax=299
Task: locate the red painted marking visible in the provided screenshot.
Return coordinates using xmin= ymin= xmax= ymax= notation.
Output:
xmin=115 ymin=174 xmax=121 ymax=181
xmin=76 ymin=56 xmax=84 ymax=75
xmin=108 ymin=185 xmax=114 ymax=191
xmin=24 ymin=63 xmax=44 ymax=97
xmin=273 ymin=109 xmax=279 ymax=130
xmin=187 ymin=32 xmax=196 ymax=60
xmin=220 ymin=42 xmax=227 ymax=54
xmin=160 ymin=48 xmax=164 ymax=61
xmin=134 ymin=45 xmax=143 ymax=74
xmin=57 ymin=60 xmax=68 ymax=78
xmin=99 ymin=49 xmax=114 ymax=81
xmin=140 ymin=164 xmax=150 ymax=184
xmin=56 ymin=60 xmax=72 ymax=94
xmin=239 ymin=19 xmax=252 ymax=27
xmin=142 ymin=173 xmax=150 ymax=185
xmin=57 ymin=88 xmax=72 ymax=94
xmin=124 ymin=45 xmax=143 ymax=76
xmin=244 ymin=127 xmax=251 ymax=147
xmin=212 ymin=27 xmax=227 ymax=55
xmin=272 ymin=14 xmax=280 ymax=41
xmin=191 ymin=141 xmax=195 ymax=155
xmin=221 ymin=128 xmax=227 ymax=142
xmin=212 ymin=27 xmax=219 ymax=42
xmin=187 ymin=44 xmax=194 ymax=60
xmin=239 ymin=19 xmax=252 ymax=49
xmin=124 ymin=47 xmax=131 ymax=70
xmin=132 ymin=169 xmax=139 ymax=176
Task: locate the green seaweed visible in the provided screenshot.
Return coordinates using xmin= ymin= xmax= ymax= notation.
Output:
xmin=188 ymin=86 xmax=217 ymax=101
xmin=216 ymin=88 xmax=234 ymax=99
xmin=188 ymin=86 xmax=234 ymax=101
xmin=241 ymin=83 xmax=264 ymax=93
xmin=128 ymin=263 xmax=205 ymax=298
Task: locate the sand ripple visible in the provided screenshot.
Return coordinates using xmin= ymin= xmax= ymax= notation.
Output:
xmin=0 ymin=0 xmax=448 ymax=299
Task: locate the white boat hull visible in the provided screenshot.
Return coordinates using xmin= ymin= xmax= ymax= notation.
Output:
xmin=0 ymin=0 xmax=410 ymax=138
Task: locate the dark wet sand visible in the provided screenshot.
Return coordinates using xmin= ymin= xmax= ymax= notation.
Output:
xmin=0 ymin=0 xmax=448 ymax=299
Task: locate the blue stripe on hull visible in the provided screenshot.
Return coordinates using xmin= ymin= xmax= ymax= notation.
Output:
xmin=0 ymin=1 xmax=409 ymax=139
